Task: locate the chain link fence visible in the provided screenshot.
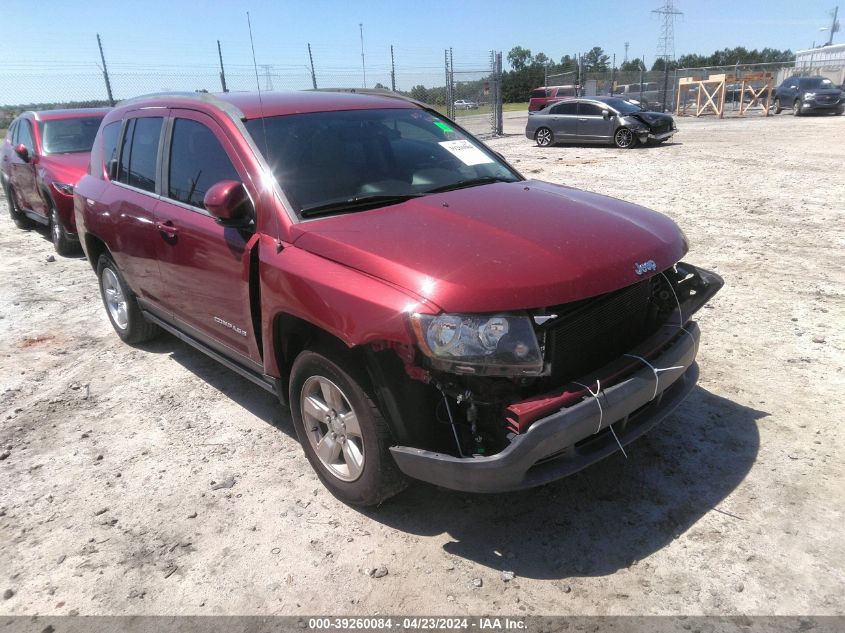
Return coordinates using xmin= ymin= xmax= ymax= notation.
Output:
xmin=572 ymin=56 xmax=845 ymax=117
xmin=445 ymin=50 xmax=503 ymax=138
xmin=0 ymin=49 xmax=505 ymax=138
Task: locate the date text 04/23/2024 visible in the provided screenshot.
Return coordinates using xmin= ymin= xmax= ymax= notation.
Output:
xmin=307 ymin=617 xmax=527 ymax=630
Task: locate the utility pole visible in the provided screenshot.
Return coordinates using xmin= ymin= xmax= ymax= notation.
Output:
xmin=449 ymin=48 xmax=454 ymax=118
xmin=217 ymin=40 xmax=228 ymax=92
xmin=390 ymin=45 xmax=396 ymax=92
xmin=827 ymin=6 xmax=840 ymax=46
xmin=653 ymin=0 xmax=683 ymax=111
xmin=359 ymin=23 xmax=366 ymax=88
xmin=611 ymin=53 xmax=616 ymax=96
xmin=624 ymin=42 xmax=630 ymax=64
xmin=96 ymin=33 xmax=115 ymax=106
xmin=307 ymin=43 xmax=317 ymax=89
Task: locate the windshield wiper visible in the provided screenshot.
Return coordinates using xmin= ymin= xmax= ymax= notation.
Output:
xmin=424 ymin=176 xmax=516 ymax=194
xmin=300 ymin=193 xmax=422 ymax=218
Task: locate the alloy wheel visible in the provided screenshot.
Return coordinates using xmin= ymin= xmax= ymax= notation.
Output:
xmin=300 ymin=376 xmax=365 ymax=482
xmin=615 ymin=128 xmax=634 ymax=148
xmin=101 ymin=267 xmax=129 ymax=331
xmin=536 ymin=128 xmax=552 ymax=147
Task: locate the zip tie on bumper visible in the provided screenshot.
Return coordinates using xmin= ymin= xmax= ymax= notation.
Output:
xmin=607 ymin=423 xmax=628 ymax=459
xmin=572 ymin=380 xmax=603 ymax=432
xmin=623 ymin=354 xmax=685 ymax=401
xmin=662 ymin=271 xmax=685 ymax=329
xmin=572 ymin=379 xmax=628 ymax=459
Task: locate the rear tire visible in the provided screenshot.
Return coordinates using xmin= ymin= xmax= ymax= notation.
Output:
xmin=49 ymin=203 xmax=78 ymax=257
xmin=535 ymin=127 xmax=553 ymax=147
xmin=289 ymin=347 xmax=407 ymax=506
xmin=4 ymin=184 xmax=35 ymax=230
xmin=96 ymin=254 xmax=160 ymax=344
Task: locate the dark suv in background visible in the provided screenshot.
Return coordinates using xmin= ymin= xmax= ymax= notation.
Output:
xmin=772 ymin=76 xmax=844 ymax=116
xmin=2 ymin=108 xmax=108 ymax=254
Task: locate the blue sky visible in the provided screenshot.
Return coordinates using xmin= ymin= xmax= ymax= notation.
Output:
xmin=1 ymin=0 xmax=840 ymax=103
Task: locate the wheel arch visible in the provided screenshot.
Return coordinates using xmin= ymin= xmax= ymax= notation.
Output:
xmin=270 ymin=311 xmax=428 ymax=445
xmin=83 ymin=232 xmax=111 ymax=271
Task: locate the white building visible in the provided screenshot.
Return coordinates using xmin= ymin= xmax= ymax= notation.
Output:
xmin=793 ymin=43 xmax=845 ymax=84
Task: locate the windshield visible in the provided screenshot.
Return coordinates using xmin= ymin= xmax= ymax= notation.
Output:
xmin=245 ymin=108 xmax=519 ymax=217
xmin=602 ymin=98 xmax=643 ymax=114
xmin=40 ymin=117 xmax=104 ymax=154
xmin=799 ymin=77 xmax=834 ymax=90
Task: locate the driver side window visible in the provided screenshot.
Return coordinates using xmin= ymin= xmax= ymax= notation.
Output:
xmin=168 ymin=118 xmax=240 ymax=211
xmin=17 ymin=120 xmax=34 ymax=151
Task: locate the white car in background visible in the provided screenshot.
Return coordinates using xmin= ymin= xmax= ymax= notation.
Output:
xmin=454 ymin=99 xmax=479 ymax=110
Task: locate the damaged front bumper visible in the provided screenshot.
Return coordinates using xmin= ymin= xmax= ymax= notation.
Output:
xmin=390 ymin=321 xmax=700 ymax=493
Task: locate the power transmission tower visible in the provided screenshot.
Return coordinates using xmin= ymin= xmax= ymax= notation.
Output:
xmin=652 ymin=0 xmax=682 ymax=63
xmin=653 ymin=0 xmax=682 ymax=111
xmin=259 ymin=64 xmax=274 ymax=91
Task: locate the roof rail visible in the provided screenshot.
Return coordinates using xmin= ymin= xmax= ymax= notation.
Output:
xmin=114 ymin=91 xmax=246 ymax=120
xmin=308 ymin=87 xmax=430 ymax=109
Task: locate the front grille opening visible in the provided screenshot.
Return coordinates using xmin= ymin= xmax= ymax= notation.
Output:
xmin=536 ymin=273 xmax=676 ymax=386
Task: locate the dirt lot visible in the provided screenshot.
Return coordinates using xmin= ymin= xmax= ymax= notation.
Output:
xmin=1 ymin=113 xmax=843 ymax=617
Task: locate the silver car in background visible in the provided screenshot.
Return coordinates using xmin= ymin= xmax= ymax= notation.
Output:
xmin=525 ymin=97 xmax=677 ymax=149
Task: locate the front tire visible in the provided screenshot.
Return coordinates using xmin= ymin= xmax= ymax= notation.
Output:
xmin=614 ymin=127 xmax=637 ymax=149
xmin=49 ymin=203 xmax=77 ymax=256
xmin=289 ymin=348 xmax=406 ymax=506
xmin=535 ymin=127 xmax=553 ymax=147
xmin=96 ymin=254 xmax=160 ymax=344
xmin=772 ymin=98 xmax=782 ymax=114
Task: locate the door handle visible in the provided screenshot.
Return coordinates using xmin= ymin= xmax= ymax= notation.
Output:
xmin=155 ymin=220 xmax=178 ymax=237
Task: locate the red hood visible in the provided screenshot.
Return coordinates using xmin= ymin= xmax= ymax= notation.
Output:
xmin=290 ymin=180 xmax=688 ymax=313
xmin=37 ymin=153 xmax=90 ymax=186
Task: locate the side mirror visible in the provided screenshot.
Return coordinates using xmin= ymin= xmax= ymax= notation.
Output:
xmin=203 ymin=180 xmax=252 ymax=226
xmin=602 ymin=110 xmax=610 ymax=119
xmin=14 ymin=143 xmax=30 ymax=162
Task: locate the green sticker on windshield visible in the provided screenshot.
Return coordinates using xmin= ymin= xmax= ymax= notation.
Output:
xmin=434 ymin=121 xmax=454 ymax=133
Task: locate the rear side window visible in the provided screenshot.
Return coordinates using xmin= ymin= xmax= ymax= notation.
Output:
xmin=550 ymin=102 xmax=578 ymax=115
xmin=101 ymin=122 xmax=121 ymax=180
xmin=118 ymin=117 xmax=163 ymax=193
xmin=530 ymin=90 xmax=546 ymax=99
xmin=167 ymin=118 xmax=239 ymax=209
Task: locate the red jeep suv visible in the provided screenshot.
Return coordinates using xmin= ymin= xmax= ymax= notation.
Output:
xmin=2 ymin=108 xmax=108 ymax=255
xmin=75 ymin=91 xmax=722 ymax=505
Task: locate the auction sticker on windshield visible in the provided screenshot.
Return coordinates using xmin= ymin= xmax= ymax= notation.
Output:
xmin=438 ymin=140 xmax=494 ymax=166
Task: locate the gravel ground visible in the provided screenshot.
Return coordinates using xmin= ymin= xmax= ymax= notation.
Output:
xmin=0 ymin=113 xmax=843 ymax=616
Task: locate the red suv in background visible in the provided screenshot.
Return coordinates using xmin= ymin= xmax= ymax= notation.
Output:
xmin=2 ymin=108 xmax=108 ymax=255
xmin=75 ymin=91 xmax=722 ymax=505
xmin=528 ymin=85 xmax=578 ymax=112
